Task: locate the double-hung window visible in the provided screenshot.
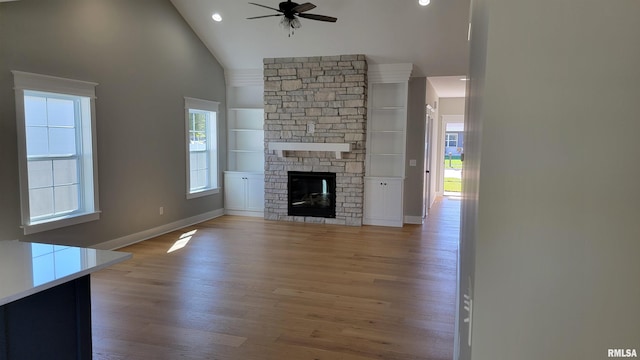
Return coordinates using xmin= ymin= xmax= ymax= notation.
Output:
xmin=185 ymin=97 xmax=219 ymax=199
xmin=445 ymin=133 xmax=458 ymax=147
xmin=13 ymin=71 xmax=100 ymax=235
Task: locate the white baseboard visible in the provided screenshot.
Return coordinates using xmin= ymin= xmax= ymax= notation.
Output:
xmin=224 ymin=209 xmax=264 ymax=218
xmin=363 ymin=218 xmax=403 ymax=227
xmin=404 ymin=215 xmax=424 ymax=225
xmin=94 ymin=208 xmax=225 ymax=250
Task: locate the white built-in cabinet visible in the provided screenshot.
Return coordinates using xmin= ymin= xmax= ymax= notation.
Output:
xmin=363 ymin=177 xmax=404 ymax=227
xmin=224 ymin=70 xmax=265 ymax=217
xmin=363 ymin=64 xmax=412 ymax=227
xmin=224 ymin=172 xmax=265 ymax=214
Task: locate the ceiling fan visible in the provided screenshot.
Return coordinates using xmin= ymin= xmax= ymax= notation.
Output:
xmin=247 ymin=1 xmax=337 ymax=36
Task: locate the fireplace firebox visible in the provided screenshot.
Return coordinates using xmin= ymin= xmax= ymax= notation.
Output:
xmin=288 ymin=171 xmax=336 ymax=218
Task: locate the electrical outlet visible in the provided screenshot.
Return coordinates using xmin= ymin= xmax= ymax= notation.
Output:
xmin=159 ymin=207 xmax=164 ymax=215
xmin=307 ymin=122 xmax=315 ymax=134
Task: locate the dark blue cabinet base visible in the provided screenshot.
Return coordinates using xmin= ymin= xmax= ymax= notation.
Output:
xmin=0 ymin=275 xmax=92 ymax=360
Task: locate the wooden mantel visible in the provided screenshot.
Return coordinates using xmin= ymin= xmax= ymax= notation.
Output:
xmin=268 ymin=142 xmax=352 ymax=159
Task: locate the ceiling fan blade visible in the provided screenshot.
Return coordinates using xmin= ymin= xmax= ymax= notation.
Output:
xmin=247 ymin=14 xmax=284 ymax=19
xmin=248 ymin=2 xmax=282 ymax=13
xmin=292 ymin=2 xmax=316 ymax=13
xmin=298 ymin=13 xmax=338 ymax=22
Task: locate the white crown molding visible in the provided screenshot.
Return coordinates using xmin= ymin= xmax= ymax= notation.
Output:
xmin=368 ymin=63 xmax=413 ymax=83
xmin=225 ymin=69 xmax=264 ymax=87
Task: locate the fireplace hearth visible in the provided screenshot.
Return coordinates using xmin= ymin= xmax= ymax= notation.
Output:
xmin=288 ymin=171 xmax=336 ymax=218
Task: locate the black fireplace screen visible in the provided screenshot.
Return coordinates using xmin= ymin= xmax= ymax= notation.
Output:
xmin=288 ymin=171 xmax=336 ymax=218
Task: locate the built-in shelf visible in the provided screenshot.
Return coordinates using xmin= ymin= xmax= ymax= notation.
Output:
xmin=367 ymin=80 xmax=409 ymax=177
xmin=227 ymin=95 xmax=264 ymax=172
xmin=268 ymin=142 xmax=351 ymax=159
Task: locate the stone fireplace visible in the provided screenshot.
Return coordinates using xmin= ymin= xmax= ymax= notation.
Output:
xmin=263 ymin=55 xmax=367 ymax=226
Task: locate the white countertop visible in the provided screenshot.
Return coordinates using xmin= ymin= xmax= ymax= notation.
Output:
xmin=0 ymin=240 xmax=131 ymax=306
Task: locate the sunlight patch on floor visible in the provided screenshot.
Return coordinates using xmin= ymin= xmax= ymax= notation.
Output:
xmin=167 ymin=229 xmax=197 ymax=253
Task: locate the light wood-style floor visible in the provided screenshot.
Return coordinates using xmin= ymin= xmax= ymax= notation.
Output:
xmin=91 ymin=197 xmax=460 ymax=360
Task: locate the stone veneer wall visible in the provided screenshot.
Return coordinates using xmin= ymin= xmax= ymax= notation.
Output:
xmin=263 ymin=55 xmax=367 ymax=226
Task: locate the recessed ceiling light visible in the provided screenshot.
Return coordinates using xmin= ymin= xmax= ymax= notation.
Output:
xmin=419 ymin=0 xmax=431 ymax=6
xmin=212 ymin=13 xmax=222 ymax=22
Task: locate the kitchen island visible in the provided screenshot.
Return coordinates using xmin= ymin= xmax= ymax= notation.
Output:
xmin=0 ymin=240 xmax=131 ymax=360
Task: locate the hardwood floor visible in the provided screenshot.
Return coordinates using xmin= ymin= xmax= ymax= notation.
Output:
xmin=91 ymin=197 xmax=460 ymax=360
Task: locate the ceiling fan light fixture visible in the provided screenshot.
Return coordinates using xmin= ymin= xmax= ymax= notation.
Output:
xmin=248 ymin=1 xmax=337 ymax=36
xmin=419 ymin=0 xmax=431 ymax=6
xmin=281 ymin=17 xmax=301 ymax=29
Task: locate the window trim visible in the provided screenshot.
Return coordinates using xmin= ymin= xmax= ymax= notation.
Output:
xmin=184 ymin=97 xmax=220 ymax=199
xmin=13 ymin=71 xmax=100 ymax=235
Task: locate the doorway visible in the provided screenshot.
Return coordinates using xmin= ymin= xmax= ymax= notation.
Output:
xmin=442 ymin=116 xmax=464 ymax=196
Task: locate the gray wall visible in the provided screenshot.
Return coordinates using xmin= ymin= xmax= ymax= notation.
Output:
xmin=459 ymin=0 xmax=640 ymax=359
xmin=0 ymin=0 xmax=226 ymax=247
xmin=440 ymin=97 xmax=466 ymax=116
xmin=404 ymin=77 xmax=427 ymax=220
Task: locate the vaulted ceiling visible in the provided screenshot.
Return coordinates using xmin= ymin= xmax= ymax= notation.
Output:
xmin=170 ymin=0 xmax=471 ymax=81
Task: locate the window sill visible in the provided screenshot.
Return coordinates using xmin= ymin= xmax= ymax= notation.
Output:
xmin=22 ymin=211 xmax=101 ymax=235
xmin=187 ymin=188 xmax=220 ymax=200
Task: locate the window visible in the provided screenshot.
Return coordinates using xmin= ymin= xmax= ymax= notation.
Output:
xmin=13 ymin=71 xmax=99 ymax=235
xmin=185 ymin=97 xmax=219 ymax=199
xmin=445 ymin=133 xmax=458 ymax=147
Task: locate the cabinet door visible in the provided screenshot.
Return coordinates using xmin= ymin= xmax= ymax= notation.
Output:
xmin=364 ymin=178 xmax=386 ymax=220
xmin=382 ymin=179 xmax=403 ymax=222
xmin=245 ymin=174 xmax=265 ymax=212
xmin=224 ymin=173 xmax=246 ymax=210
xmin=364 ymin=177 xmax=404 ymax=226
